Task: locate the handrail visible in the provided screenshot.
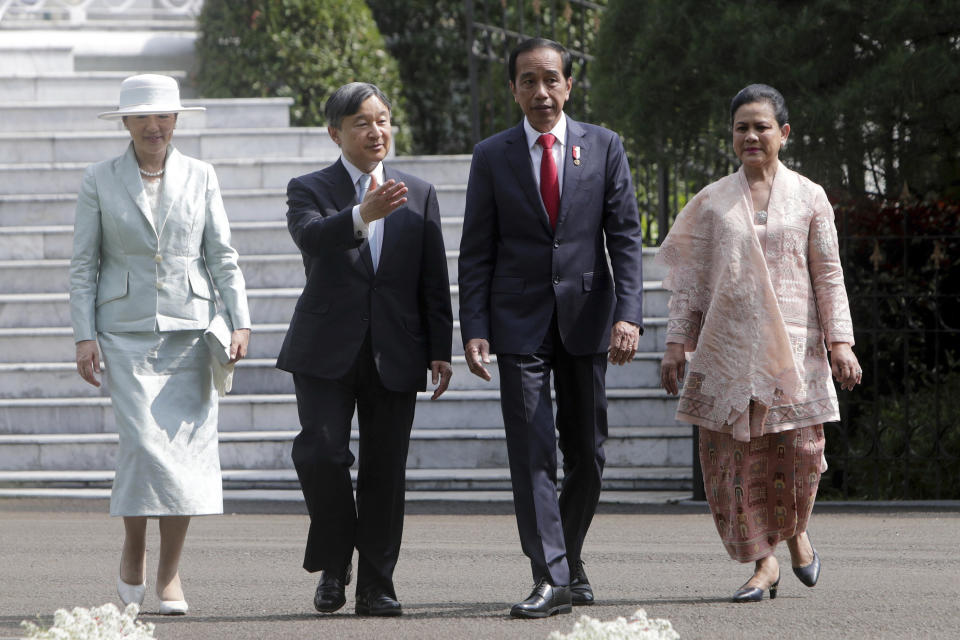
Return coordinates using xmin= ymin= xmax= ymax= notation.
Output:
xmin=0 ymin=0 xmax=203 ymax=23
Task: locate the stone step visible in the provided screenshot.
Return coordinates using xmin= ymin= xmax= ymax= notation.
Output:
xmin=0 ymin=317 xmax=672 ymax=364
xmin=0 ymin=98 xmax=292 ymax=132
xmin=0 ymin=222 xmax=669 ymax=281
xmin=0 ymin=45 xmax=74 ymax=74
xmin=0 ymin=29 xmax=197 ymax=72
xmin=0 ymin=255 xmax=313 ymax=293
xmin=0 ymin=351 xmax=666 ymax=399
xmin=0 ymin=465 xmax=693 ymax=492
xmin=0 ymin=426 xmax=692 ymax=472
xmin=0 ymin=283 xmax=672 ymax=328
xmin=0 ymin=389 xmax=682 ymax=433
xmin=0 ymin=219 xmax=461 ymax=260
xmin=0 ymin=156 xmax=473 ymax=194
xmin=1 ymin=70 xmax=193 ymax=102
xmin=0 ymin=186 xmax=467 ymax=225
xmin=0 ymin=128 xmax=337 ymax=164
xmin=0 ymin=221 xmax=305 ymax=260
xmin=0 ymin=248 xmax=664 ymax=292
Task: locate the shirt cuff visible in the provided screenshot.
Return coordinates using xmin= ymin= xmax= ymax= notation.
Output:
xmin=352 ymin=205 xmax=369 ymax=240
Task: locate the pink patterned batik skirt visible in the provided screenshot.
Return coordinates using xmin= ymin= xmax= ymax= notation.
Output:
xmin=699 ymin=423 xmax=825 ymax=563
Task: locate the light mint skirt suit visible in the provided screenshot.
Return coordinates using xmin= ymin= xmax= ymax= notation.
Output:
xmin=69 ymin=143 xmax=251 ymax=516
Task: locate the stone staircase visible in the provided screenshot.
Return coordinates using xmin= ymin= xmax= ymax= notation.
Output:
xmin=0 ymin=14 xmax=693 ymax=504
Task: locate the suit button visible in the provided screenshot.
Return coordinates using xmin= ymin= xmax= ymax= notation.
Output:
xmin=554 ymin=241 xmax=560 ymax=249
xmin=156 ymin=282 xmax=164 ymax=290
xmin=553 ymin=276 xmax=560 ymax=284
xmin=154 ymin=254 xmax=162 ymax=263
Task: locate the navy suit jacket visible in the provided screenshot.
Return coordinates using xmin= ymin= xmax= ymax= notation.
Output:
xmin=276 ymin=159 xmax=453 ymax=392
xmin=458 ymin=117 xmax=644 ymax=356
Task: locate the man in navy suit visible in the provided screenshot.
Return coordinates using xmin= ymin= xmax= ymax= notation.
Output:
xmin=277 ymin=82 xmax=453 ymax=617
xmin=458 ymin=38 xmax=644 ymax=618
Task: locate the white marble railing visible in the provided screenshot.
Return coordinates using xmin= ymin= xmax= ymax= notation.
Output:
xmin=0 ymin=0 xmax=203 ymax=22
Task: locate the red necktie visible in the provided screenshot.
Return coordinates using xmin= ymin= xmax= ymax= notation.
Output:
xmin=538 ymin=133 xmax=559 ymax=229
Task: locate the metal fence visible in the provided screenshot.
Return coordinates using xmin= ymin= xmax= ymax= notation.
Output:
xmin=827 ymin=206 xmax=960 ymax=499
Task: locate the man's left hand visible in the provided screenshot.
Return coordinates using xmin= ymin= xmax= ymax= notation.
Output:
xmin=430 ymin=360 xmax=453 ymax=399
xmin=608 ymin=320 xmax=640 ymax=365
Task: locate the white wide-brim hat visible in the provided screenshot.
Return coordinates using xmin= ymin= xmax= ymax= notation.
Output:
xmin=98 ymin=74 xmax=206 ymax=120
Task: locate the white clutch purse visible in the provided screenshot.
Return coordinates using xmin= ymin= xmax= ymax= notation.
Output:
xmin=204 ymin=310 xmax=234 ymax=395
xmin=204 ymin=310 xmax=233 ymax=365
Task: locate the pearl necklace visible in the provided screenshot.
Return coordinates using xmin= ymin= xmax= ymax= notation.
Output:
xmin=139 ymin=167 xmax=164 ymax=177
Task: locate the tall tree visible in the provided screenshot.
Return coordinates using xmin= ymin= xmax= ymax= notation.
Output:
xmin=592 ymin=0 xmax=960 ymax=200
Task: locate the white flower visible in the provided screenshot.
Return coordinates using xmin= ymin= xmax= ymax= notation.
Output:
xmin=548 ymin=609 xmax=680 ymax=640
xmin=21 ymin=603 xmax=156 ymax=640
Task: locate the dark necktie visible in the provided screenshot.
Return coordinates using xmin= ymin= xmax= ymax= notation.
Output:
xmin=538 ymin=133 xmax=559 ymax=229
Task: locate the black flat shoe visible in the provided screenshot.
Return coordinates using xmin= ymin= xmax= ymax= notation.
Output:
xmin=793 ymin=548 xmax=821 ymax=587
xmin=570 ymin=559 xmax=595 ymax=606
xmin=732 ymin=571 xmax=780 ymax=603
xmin=313 ymin=563 xmax=351 ymax=613
xmin=510 ymin=579 xmax=572 ymax=619
xmin=355 ymin=589 xmax=402 ymax=617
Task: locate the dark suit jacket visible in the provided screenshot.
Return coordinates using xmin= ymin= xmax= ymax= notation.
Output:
xmin=458 ymin=117 xmax=643 ymax=355
xmin=276 ymin=159 xmax=453 ymax=392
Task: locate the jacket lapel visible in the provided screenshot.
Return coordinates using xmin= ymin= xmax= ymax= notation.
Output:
xmin=119 ymin=143 xmax=156 ymax=235
xmin=154 ymin=145 xmax=182 ymax=238
xmin=377 ymin=165 xmax=403 ymax=271
xmin=505 ymin=122 xmax=554 ymax=236
xmin=557 ymin=116 xmax=585 ymax=232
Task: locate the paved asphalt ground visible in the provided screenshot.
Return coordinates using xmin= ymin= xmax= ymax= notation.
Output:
xmin=2 ymin=499 xmax=958 ymax=640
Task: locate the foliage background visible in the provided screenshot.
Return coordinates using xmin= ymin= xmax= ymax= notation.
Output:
xmin=194 ymin=0 xmax=411 ymax=152
xmin=592 ymin=0 xmax=960 ymax=203
xmin=365 ymin=0 xmax=471 ymax=155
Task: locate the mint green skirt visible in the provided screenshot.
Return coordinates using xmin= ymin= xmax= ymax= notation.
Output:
xmin=100 ymin=331 xmax=222 ymax=516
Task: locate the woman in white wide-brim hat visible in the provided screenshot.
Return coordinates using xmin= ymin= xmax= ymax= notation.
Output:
xmin=69 ymin=74 xmax=251 ymax=615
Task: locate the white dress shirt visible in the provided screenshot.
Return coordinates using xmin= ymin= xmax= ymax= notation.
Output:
xmin=342 ymin=156 xmax=385 ymax=269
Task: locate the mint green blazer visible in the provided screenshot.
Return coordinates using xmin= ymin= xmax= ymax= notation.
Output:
xmin=69 ymin=143 xmax=251 ymax=342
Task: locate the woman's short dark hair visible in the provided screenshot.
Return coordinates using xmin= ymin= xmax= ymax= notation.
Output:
xmin=324 ymin=82 xmax=392 ymax=129
xmin=730 ymin=84 xmax=789 ymax=127
xmin=508 ymin=37 xmax=572 ymax=83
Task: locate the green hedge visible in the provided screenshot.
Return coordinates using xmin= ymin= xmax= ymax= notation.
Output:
xmin=366 ymin=0 xmax=470 ymax=155
xmin=194 ymin=0 xmax=410 ymax=152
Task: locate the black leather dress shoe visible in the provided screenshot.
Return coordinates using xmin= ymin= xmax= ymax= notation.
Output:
xmin=313 ymin=564 xmax=351 ymax=613
xmin=355 ymin=588 xmax=402 ymax=617
xmin=570 ymin=560 xmax=595 ymax=605
xmin=510 ymin=579 xmax=572 ymax=619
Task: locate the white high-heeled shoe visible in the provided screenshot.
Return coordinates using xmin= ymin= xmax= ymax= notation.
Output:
xmin=158 ymin=600 xmax=189 ymax=615
xmin=117 ymin=577 xmax=146 ymax=607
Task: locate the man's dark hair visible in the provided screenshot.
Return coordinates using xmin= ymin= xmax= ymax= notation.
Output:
xmin=508 ymin=38 xmax=572 ymax=84
xmin=730 ymin=84 xmax=789 ymax=127
xmin=324 ymin=82 xmax=392 ymax=129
